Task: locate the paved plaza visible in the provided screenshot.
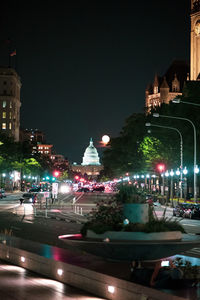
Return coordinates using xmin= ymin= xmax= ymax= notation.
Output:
xmin=0 ymin=260 xmax=105 ymax=300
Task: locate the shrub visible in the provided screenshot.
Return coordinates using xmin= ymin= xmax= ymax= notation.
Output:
xmin=115 ymin=183 xmax=146 ymax=204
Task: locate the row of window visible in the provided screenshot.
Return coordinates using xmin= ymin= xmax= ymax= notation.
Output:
xmin=3 ymin=81 xmax=13 ymax=85
xmin=38 ymin=151 xmax=49 ymax=154
xmin=2 ymin=101 xmax=12 ymax=108
xmin=2 ymin=123 xmax=12 ymax=130
xmin=38 ymin=146 xmax=50 ymax=150
xmin=2 ymin=112 xmax=12 ymax=119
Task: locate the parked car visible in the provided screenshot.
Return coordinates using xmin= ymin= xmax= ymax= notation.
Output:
xmin=77 ymin=187 xmax=90 ymax=193
xmin=20 ymin=193 xmax=36 ymax=204
xmin=92 ymin=186 xmax=105 ymax=192
xmin=0 ymin=189 xmax=6 ymax=198
xmin=29 ymin=187 xmax=41 ymax=193
xmin=173 ymin=203 xmax=191 ymax=217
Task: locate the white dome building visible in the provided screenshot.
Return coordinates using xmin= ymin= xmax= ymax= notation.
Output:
xmin=72 ymin=138 xmax=103 ymax=177
xmin=82 ymin=138 xmax=100 ymax=166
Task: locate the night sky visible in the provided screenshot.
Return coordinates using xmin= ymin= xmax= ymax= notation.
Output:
xmin=0 ymin=0 xmax=190 ymax=163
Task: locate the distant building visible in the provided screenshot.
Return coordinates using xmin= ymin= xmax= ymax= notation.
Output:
xmin=37 ymin=144 xmax=53 ymax=157
xmin=72 ymin=138 xmax=103 ymax=177
xmin=145 ymin=61 xmax=189 ymax=113
xmin=0 ymin=66 xmax=21 ymax=141
xmin=50 ymin=154 xmax=69 ymax=171
xmin=20 ymin=128 xmax=45 ymax=144
xmin=146 ymin=0 xmax=200 ymax=112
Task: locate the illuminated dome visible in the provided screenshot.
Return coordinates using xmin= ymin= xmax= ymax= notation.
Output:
xmin=82 ymin=138 xmax=101 ymax=166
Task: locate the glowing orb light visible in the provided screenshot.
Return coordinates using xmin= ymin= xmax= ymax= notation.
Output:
xmin=102 ymin=135 xmax=110 ymax=144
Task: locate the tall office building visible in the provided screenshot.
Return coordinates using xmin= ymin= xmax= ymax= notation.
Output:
xmin=0 ymin=67 xmax=21 ymax=141
xmin=190 ymin=0 xmax=200 ymax=80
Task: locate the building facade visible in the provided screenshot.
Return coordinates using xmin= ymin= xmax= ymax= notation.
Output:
xmin=20 ymin=128 xmax=45 ymax=144
xmin=37 ymin=144 xmax=53 ymax=157
xmin=145 ymin=0 xmax=200 ymax=112
xmin=0 ymin=67 xmax=21 ymax=141
xmin=145 ymin=61 xmax=189 ymax=113
xmin=191 ymin=0 xmax=200 ymax=80
xmin=72 ymin=138 xmax=103 ymax=177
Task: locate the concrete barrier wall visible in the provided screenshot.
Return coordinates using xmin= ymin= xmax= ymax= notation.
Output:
xmin=0 ymin=242 xmax=186 ymax=300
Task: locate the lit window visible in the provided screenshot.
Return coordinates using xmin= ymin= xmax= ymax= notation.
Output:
xmin=2 ymin=112 xmax=6 ymax=119
xmin=2 ymin=123 xmax=6 ymax=130
xmin=9 ymin=123 xmax=11 ymax=130
xmin=3 ymin=101 xmax=6 ymax=108
xmin=9 ymin=112 xmax=12 ymax=119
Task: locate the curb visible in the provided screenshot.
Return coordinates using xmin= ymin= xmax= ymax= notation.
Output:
xmin=34 ymin=213 xmax=86 ymax=224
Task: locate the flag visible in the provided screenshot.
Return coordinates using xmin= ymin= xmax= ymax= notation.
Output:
xmin=10 ymin=49 xmax=16 ymax=57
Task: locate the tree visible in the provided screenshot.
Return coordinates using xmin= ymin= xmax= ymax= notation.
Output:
xmin=139 ymin=136 xmax=174 ymax=172
xmin=102 ymin=113 xmax=147 ymax=178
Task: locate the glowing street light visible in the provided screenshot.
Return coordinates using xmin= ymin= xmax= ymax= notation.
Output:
xmin=165 ymin=171 xmax=169 ymax=177
xmin=153 ymin=113 xmax=197 ymax=202
xmin=194 ymin=165 xmax=199 ymax=174
xmin=183 ymin=167 xmax=188 ymax=175
xmin=146 ymin=122 xmax=183 ymax=197
xmin=172 ymin=96 xmax=200 ymax=107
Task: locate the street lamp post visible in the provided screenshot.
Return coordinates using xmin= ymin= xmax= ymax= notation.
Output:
xmin=172 ymin=97 xmax=200 ymax=107
xmin=145 ymin=122 xmax=183 ymax=198
xmin=153 ymin=113 xmax=198 ymax=202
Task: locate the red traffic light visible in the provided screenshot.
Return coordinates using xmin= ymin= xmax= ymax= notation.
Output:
xmin=53 ymin=171 xmax=60 ymax=177
xmin=157 ymin=164 xmax=166 ymax=173
xmin=74 ymin=175 xmax=79 ymax=180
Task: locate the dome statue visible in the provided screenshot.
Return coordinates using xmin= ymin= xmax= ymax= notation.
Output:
xmin=82 ymin=138 xmax=101 ymax=166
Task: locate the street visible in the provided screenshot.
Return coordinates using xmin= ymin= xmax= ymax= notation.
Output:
xmin=1 ymin=191 xmax=200 ymax=259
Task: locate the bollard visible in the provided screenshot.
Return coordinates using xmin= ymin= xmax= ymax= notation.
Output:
xmin=80 ymin=207 xmax=82 ymax=215
xmin=24 ymin=206 xmax=26 ymax=216
xmin=34 ymin=206 xmax=37 ymax=216
xmin=45 ymin=209 xmax=47 ymax=218
xmin=73 ymin=197 xmax=76 ymax=205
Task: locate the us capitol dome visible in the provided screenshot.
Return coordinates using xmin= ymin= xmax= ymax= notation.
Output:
xmin=82 ymin=138 xmax=101 ymax=166
xmin=72 ymin=138 xmax=103 ymax=177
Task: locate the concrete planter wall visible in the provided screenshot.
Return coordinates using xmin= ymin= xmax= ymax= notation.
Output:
xmin=87 ymin=230 xmax=182 ymax=241
xmin=123 ymin=203 xmax=149 ymax=224
xmin=0 ymin=240 xmax=186 ymax=300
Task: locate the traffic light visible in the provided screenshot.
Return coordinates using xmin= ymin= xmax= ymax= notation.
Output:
xmin=156 ymin=163 xmax=166 ymax=173
xmin=53 ymin=171 xmax=60 ymax=178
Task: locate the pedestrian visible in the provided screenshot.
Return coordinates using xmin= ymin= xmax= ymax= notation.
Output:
xmin=33 ymin=194 xmax=37 ymax=204
xmin=130 ymin=259 xmax=184 ymax=289
xmin=20 ymin=197 xmax=23 ymax=205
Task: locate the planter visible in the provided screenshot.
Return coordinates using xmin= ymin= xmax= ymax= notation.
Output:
xmin=86 ymin=230 xmax=182 ymax=241
xmin=123 ymin=203 xmax=149 ymax=224
xmin=60 ymin=233 xmax=200 ymax=261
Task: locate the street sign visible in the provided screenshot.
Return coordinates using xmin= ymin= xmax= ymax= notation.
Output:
xmin=52 ymin=182 xmax=58 ymax=197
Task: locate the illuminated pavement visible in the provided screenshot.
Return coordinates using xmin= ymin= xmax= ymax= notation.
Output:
xmin=0 ymin=260 xmax=105 ymax=300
